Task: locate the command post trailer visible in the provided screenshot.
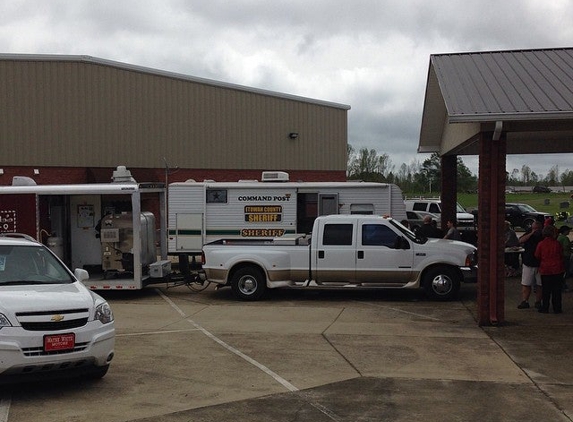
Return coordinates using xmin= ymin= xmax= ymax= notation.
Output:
xmin=168 ymin=172 xmax=407 ymax=257
xmin=0 ymin=167 xmax=170 ymax=290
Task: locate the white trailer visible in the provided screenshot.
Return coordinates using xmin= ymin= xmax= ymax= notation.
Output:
xmin=0 ymin=168 xmax=169 ymax=290
xmin=168 ymin=172 xmax=406 ymax=256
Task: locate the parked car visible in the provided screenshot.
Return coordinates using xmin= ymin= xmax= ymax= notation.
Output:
xmin=533 ymin=185 xmax=552 ymax=193
xmin=505 ymin=203 xmax=551 ymax=230
xmin=0 ymin=234 xmax=115 ymax=383
xmin=406 ymin=210 xmax=440 ymax=232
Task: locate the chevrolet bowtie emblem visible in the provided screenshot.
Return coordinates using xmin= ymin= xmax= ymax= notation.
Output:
xmin=51 ymin=314 xmax=65 ymax=322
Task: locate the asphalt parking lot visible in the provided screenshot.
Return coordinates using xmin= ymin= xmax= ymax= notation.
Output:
xmin=2 ymin=280 xmax=573 ymax=422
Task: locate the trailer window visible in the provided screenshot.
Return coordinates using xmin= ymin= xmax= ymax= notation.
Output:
xmin=322 ymin=224 xmax=353 ymax=245
xmin=350 ymin=204 xmax=374 ymax=215
xmin=207 ymin=189 xmax=227 ymax=203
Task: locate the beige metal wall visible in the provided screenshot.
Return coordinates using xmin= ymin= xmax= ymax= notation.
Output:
xmin=0 ymin=57 xmax=348 ymax=171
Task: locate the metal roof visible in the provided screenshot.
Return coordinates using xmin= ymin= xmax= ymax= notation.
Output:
xmin=418 ymin=48 xmax=573 ymax=155
xmin=0 ymin=53 xmax=351 ymax=111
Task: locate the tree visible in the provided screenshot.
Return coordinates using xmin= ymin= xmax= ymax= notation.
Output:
xmin=346 ymin=144 xmax=355 ymax=177
xmin=457 ymin=159 xmax=478 ymax=192
xmin=415 ymin=153 xmax=441 ymax=193
xmin=411 ymin=153 xmax=476 ymax=193
xmin=376 ymin=153 xmax=394 ymax=178
xmin=561 ymin=170 xmax=573 ymax=186
xmin=521 ymin=165 xmax=532 ymax=184
xmin=508 ymin=168 xmax=521 ymax=185
xmin=545 ymin=165 xmax=559 ymax=185
xmin=347 ymin=147 xmax=392 ymax=182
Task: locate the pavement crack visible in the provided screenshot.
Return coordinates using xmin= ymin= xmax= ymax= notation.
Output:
xmin=322 ymin=307 xmax=363 ymax=377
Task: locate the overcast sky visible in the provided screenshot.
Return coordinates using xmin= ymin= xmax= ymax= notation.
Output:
xmin=2 ymin=0 xmax=572 ymax=179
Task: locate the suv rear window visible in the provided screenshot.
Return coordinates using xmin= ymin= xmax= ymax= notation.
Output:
xmin=428 ymin=203 xmax=441 ymax=213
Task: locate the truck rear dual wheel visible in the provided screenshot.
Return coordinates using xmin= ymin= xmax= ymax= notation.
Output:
xmin=423 ymin=266 xmax=460 ymax=301
xmin=231 ymin=266 xmax=267 ymax=301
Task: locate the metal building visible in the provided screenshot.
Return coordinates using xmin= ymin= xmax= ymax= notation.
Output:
xmin=0 ymin=54 xmax=350 ymax=184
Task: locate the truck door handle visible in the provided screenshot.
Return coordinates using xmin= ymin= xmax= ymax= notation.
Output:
xmin=357 ymin=251 xmax=364 ymax=259
xmin=318 ymin=250 xmax=325 ymax=259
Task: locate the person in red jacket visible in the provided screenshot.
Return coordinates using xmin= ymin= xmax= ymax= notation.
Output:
xmin=535 ymin=225 xmax=565 ymax=314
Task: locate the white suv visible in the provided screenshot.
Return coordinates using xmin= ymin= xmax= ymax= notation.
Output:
xmin=404 ymin=199 xmax=475 ymax=230
xmin=0 ymin=234 xmax=115 ymax=383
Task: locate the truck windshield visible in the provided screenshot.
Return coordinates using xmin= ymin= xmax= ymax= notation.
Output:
xmin=0 ymin=245 xmax=74 ymax=285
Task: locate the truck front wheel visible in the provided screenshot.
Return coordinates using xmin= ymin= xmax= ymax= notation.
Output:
xmin=423 ymin=266 xmax=460 ymax=301
xmin=231 ymin=266 xmax=267 ymax=301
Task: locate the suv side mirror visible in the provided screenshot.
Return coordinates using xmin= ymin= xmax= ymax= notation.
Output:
xmin=74 ymin=268 xmax=90 ymax=282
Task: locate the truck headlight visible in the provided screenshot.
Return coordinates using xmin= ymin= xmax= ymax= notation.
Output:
xmin=0 ymin=313 xmax=12 ymax=329
xmin=95 ymin=302 xmax=114 ymax=324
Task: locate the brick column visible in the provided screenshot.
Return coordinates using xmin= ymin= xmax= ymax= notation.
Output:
xmin=477 ymin=132 xmax=506 ymax=325
xmin=440 ymin=155 xmax=457 ymax=230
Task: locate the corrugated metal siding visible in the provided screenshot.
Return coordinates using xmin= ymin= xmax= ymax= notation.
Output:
xmin=431 ymin=48 xmax=573 ymax=121
xmin=0 ymin=58 xmax=347 ymax=171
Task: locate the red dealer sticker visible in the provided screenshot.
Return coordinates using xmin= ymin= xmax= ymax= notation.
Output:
xmin=44 ymin=333 xmax=75 ymax=352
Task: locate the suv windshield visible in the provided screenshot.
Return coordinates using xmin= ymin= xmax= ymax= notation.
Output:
xmin=0 ymin=245 xmax=74 ymax=285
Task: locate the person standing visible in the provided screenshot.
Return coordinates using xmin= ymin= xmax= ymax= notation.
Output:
xmin=535 ymin=225 xmax=565 ymax=314
xmin=557 ymin=225 xmax=572 ymax=291
xmin=443 ymin=219 xmax=461 ymax=240
xmin=504 ymin=220 xmax=520 ymax=276
xmin=417 ymin=215 xmax=441 ymax=239
xmin=518 ymin=220 xmax=543 ymax=309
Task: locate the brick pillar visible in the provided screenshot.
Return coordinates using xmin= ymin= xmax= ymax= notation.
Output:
xmin=477 ymin=132 xmax=506 ymax=325
xmin=441 ymin=155 xmax=457 ymax=230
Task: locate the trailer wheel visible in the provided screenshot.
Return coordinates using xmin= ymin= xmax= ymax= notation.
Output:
xmin=231 ymin=266 xmax=266 ymax=301
xmin=423 ymin=266 xmax=460 ymax=301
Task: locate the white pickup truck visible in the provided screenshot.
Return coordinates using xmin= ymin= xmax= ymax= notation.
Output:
xmin=202 ymin=215 xmax=477 ymax=301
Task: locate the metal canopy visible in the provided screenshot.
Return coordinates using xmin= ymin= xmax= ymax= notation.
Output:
xmin=418 ymin=48 xmax=573 ymax=156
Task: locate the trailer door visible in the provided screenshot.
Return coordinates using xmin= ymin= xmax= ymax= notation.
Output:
xmin=318 ymin=193 xmax=339 ymax=216
xmin=175 ymin=213 xmax=204 ymax=253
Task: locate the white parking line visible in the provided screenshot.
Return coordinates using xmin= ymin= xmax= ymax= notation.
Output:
xmin=116 ymin=328 xmax=200 ymax=337
xmin=0 ymin=397 xmax=11 ymax=422
xmin=186 ymin=318 xmax=298 ymax=392
xmin=156 ymin=289 xmax=298 ymax=392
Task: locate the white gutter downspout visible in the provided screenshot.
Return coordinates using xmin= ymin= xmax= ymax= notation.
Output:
xmin=493 ymin=121 xmax=503 ymax=141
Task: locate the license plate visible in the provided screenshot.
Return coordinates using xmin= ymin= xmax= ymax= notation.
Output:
xmin=44 ymin=333 xmax=75 ymax=352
